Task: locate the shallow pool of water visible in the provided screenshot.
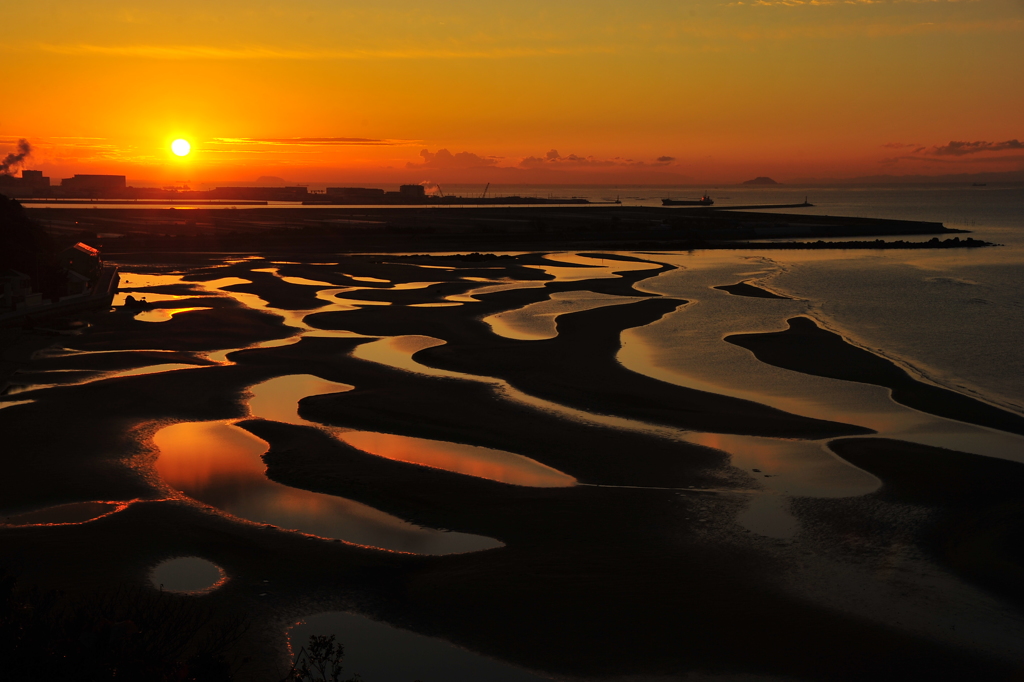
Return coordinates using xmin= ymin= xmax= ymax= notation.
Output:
xmin=335 ymin=431 xmax=576 ymax=488
xmin=153 ymin=420 xmax=502 ymax=554
xmin=134 ymin=307 xmax=212 ymax=323
xmin=344 ymin=274 xmax=390 ymax=282
xmin=251 ymin=267 xmax=337 ymax=287
xmin=445 ymin=281 xmax=547 ymax=303
xmin=151 ymin=556 xmax=226 ymax=594
xmin=113 ymin=292 xmax=190 ymax=306
xmin=246 ymin=373 xmax=574 ymax=487
xmin=484 ymin=291 xmax=646 ymax=340
xmin=117 ymin=273 xmax=190 ymax=289
xmin=248 ymin=374 xmax=354 ymax=425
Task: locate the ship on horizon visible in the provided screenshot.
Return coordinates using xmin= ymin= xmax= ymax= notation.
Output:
xmin=662 ymin=193 xmax=714 ymax=206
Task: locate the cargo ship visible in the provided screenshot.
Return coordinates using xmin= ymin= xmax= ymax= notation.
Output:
xmin=662 ymin=193 xmax=713 ymax=206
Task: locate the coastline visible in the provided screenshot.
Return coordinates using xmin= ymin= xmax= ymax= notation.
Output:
xmin=2 ymin=248 xmax=1023 ymax=680
xmin=23 ymin=204 xmax=979 ymax=256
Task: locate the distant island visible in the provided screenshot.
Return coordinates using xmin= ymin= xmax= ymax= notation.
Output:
xmin=743 ymin=177 xmax=779 ymax=185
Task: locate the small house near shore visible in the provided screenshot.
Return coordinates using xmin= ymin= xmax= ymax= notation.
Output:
xmin=61 ymin=242 xmax=102 ymax=280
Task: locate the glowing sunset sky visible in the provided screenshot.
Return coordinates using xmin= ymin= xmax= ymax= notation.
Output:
xmin=2 ymin=0 xmax=1021 ymax=184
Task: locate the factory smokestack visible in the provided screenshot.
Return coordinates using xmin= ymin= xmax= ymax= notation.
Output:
xmin=0 ymin=139 xmax=32 ymax=175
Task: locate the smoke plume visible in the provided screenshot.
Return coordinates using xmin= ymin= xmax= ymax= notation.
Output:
xmin=418 ymin=180 xmax=442 ymax=195
xmin=0 ymin=139 xmax=32 ymax=175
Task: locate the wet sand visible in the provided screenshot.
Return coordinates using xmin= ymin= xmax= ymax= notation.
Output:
xmin=2 ymin=251 xmax=1023 ymax=681
xmin=825 ymin=438 xmax=1024 ymax=608
xmin=714 ymin=280 xmax=792 ymax=299
xmin=726 ymin=316 xmax=1024 ymax=436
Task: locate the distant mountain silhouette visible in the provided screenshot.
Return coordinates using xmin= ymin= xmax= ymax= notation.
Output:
xmin=743 ymin=177 xmax=779 ymax=185
xmin=255 ymin=176 xmax=289 ymax=186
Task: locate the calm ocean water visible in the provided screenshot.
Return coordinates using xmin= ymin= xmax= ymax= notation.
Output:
xmin=396 ymin=184 xmax=1024 ymax=420
xmin=596 ymin=184 xmax=1024 ymax=421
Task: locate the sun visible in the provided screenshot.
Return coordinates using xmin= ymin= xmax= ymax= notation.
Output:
xmin=171 ymin=139 xmax=191 ymax=157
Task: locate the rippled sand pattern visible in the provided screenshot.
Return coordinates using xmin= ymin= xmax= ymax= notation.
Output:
xmin=6 ymin=245 xmax=1024 ymax=682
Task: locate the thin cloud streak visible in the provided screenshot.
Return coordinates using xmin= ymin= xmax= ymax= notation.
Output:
xmin=210 ymin=137 xmax=419 ymax=147
xmin=406 ymin=148 xmax=682 ymax=172
xmin=929 ymin=139 xmax=1024 ymax=156
xmin=519 ymin=149 xmax=678 ymax=168
xmin=882 ymin=153 xmax=1024 ymax=165
xmin=880 ymin=139 xmax=1024 ymax=165
xmin=29 ymin=43 xmax=619 ymax=61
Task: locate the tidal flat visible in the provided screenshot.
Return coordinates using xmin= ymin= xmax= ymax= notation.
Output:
xmin=2 ymin=248 xmax=1024 ymax=681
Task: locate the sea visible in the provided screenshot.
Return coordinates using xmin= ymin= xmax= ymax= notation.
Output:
xmin=28 ymin=181 xmax=1024 ymax=430
xmin=467 ymin=184 xmax=1024 ymax=420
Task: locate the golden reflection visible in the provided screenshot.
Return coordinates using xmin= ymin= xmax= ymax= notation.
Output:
xmin=153 ymin=421 xmax=268 ymax=492
xmin=351 ymin=336 xmax=457 ymax=378
xmin=152 ymin=420 xmax=502 ymax=553
xmin=118 ymin=273 xmax=189 ymax=289
xmin=484 ymin=291 xmax=645 ymax=341
xmin=445 ymin=281 xmax=546 ymax=303
xmin=336 ymin=431 xmax=576 ymax=488
xmin=247 ymin=374 xmax=354 ymax=425
xmin=281 ymin=276 xmax=336 ymax=287
xmin=134 ymin=307 xmax=212 ymax=323
xmin=344 ymin=274 xmax=390 ymax=282
xmin=113 ymin=292 xmax=189 ymax=306
xmin=252 ymin=267 xmax=336 ymax=286
xmin=243 ymin=372 xmax=571 ymax=488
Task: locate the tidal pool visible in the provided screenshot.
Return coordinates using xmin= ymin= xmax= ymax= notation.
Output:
xmin=344 ymin=274 xmax=391 ymax=282
xmin=521 ymin=252 xmax=661 ymax=282
xmin=483 ymin=291 xmax=646 ymax=340
xmin=134 ymin=307 xmax=212 ymax=323
xmin=2 ymin=362 xmax=208 ymax=396
xmin=445 ymin=281 xmax=546 ymax=303
xmin=206 ymin=336 xmax=304 ymax=364
xmin=246 ymin=373 xmax=575 ymax=487
xmin=151 ymin=556 xmax=226 ymax=594
xmin=335 ymin=431 xmax=576 ymax=488
xmin=251 ymin=267 xmax=337 ymax=287
xmin=116 ymin=273 xmax=190 ymax=289
xmin=247 ymin=374 xmax=354 ymax=425
xmin=543 ymin=251 xmax=664 ymax=274
xmin=153 ymin=420 xmax=501 ymax=555
xmin=113 ymin=292 xmax=189 ymax=306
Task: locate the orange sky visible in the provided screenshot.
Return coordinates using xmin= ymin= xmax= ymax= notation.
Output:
xmin=2 ymin=0 xmax=1022 ymax=184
